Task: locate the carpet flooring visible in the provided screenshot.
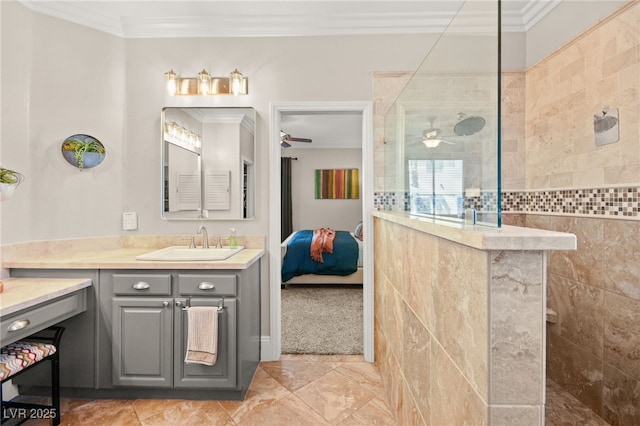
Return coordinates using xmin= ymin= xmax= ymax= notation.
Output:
xmin=281 ymin=286 xmax=363 ymax=355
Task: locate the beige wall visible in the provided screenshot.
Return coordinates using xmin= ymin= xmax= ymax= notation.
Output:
xmin=282 ymin=148 xmax=363 ymax=232
xmin=0 ymin=0 xmax=436 ymax=246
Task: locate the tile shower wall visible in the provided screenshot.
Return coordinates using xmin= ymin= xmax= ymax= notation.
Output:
xmin=518 ymin=3 xmax=639 ymax=424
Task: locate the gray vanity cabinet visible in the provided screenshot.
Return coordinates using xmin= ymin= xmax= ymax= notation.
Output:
xmin=112 ymin=297 xmax=173 ymax=387
xmin=102 ymin=268 xmax=253 ymax=394
xmin=174 ymin=297 xmax=237 ymax=388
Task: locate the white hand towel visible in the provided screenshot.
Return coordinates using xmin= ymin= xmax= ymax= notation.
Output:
xmin=185 ymin=306 xmax=218 ymax=366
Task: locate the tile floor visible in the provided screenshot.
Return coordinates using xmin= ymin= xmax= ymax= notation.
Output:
xmin=11 ymin=355 xmax=610 ymax=425
xmin=17 ymin=354 xmax=395 ymax=426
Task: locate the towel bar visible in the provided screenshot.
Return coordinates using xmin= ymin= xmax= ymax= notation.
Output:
xmin=182 ymin=297 xmax=225 ymax=312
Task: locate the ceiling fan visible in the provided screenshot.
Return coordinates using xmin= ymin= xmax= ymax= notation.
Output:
xmin=280 ymin=130 xmax=312 ymax=148
xmin=419 ymin=116 xmax=456 ymax=148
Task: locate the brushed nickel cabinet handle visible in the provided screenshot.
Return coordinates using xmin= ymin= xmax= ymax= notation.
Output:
xmin=8 ymin=319 xmax=30 ymax=332
xmin=132 ymin=281 xmax=150 ymax=290
xmin=198 ymin=282 xmax=215 ymax=290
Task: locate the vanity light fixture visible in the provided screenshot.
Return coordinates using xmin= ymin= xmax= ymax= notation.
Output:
xmin=164 ymin=69 xmax=179 ymax=96
xmin=197 ymin=69 xmax=211 ymax=95
xmin=165 ymin=121 xmax=201 ymax=151
xmin=229 ymin=68 xmax=243 ymax=96
xmin=164 ymin=68 xmax=248 ymax=96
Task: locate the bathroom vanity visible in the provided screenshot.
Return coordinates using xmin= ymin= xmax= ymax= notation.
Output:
xmin=3 ymin=240 xmax=263 ymax=400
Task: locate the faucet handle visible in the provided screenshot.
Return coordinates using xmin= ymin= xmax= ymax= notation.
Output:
xmin=182 ymin=237 xmax=196 ymax=248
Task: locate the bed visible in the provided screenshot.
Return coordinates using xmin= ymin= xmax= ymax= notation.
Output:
xmin=281 ymin=229 xmax=363 ymax=285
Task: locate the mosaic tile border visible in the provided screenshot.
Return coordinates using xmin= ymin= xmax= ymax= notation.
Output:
xmin=374 ymin=185 xmax=640 ymax=220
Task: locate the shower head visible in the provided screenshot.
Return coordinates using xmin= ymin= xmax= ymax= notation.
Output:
xmin=593 ymin=114 xmax=618 ymax=133
xmin=453 ymin=113 xmax=486 ymax=136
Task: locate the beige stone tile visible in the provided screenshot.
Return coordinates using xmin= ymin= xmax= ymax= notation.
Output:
xmin=386 ymin=285 xmax=404 ymax=364
xmin=602 ymin=363 xmax=640 ymax=425
xmin=546 ymin=379 xmax=609 ymax=426
xmin=603 ymin=291 xmax=640 ymax=380
xmin=529 ymin=215 xmax=606 ymax=289
xmin=260 ymin=359 xmax=333 ymax=392
xmin=61 ymin=399 xmax=141 ymax=426
xmin=398 ymin=381 xmax=426 ymax=426
xmin=218 ymin=367 xmax=291 ymax=423
xmin=381 ymin=350 xmax=403 ymax=420
xmin=603 ymin=220 xmax=640 ymax=301
xmin=338 ymin=395 xmax=396 ymax=425
xmin=430 ymin=340 xmax=487 ymax=425
xmin=432 ymin=239 xmax=488 ymax=400
xmin=331 ymin=361 xmax=385 ymax=395
xmin=401 ymin=303 xmax=430 ymax=418
xmin=294 ymin=370 xmax=376 ymax=425
xmin=489 ymin=405 xmax=542 ymax=426
xmin=404 ymin=228 xmax=436 ymax=330
xmin=237 ymin=393 xmax=331 ymax=426
xmin=137 ymin=400 xmax=234 ymax=426
xmin=547 ymin=273 xmax=605 ymax=358
xmin=547 ymin=333 xmax=604 ymax=417
xmin=490 ymin=250 xmax=545 ymax=405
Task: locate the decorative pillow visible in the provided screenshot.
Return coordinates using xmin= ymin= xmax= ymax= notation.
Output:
xmin=354 ymin=222 xmax=363 ymax=240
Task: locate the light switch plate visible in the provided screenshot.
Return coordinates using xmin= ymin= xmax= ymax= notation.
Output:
xmin=122 ymin=212 xmax=138 ymax=230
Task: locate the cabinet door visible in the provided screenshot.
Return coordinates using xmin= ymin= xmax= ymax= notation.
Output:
xmin=112 ymin=297 xmax=173 ymax=387
xmin=174 ymin=298 xmax=237 ymax=388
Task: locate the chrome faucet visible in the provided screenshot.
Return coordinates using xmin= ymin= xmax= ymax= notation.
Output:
xmin=197 ymin=225 xmax=209 ymax=248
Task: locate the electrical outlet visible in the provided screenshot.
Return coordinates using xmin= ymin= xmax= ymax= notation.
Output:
xmin=122 ymin=212 xmax=138 ymax=230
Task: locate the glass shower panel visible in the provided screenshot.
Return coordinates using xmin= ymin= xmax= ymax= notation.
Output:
xmin=383 ymin=0 xmax=501 ymax=227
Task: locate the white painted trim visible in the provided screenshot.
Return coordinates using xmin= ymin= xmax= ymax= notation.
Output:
xmin=266 ymin=101 xmax=374 ymax=363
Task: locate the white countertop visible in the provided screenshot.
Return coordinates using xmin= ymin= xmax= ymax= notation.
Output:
xmin=0 ymin=277 xmax=92 ymax=317
xmin=373 ymin=210 xmax=576 ymax=251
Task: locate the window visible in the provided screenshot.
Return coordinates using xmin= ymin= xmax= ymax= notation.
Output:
xmin=408 ymin=159 xmax=464 ymax=218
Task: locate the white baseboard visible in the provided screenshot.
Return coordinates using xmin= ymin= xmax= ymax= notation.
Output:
xmin=260 ymin=336 xmax=277 ymax=361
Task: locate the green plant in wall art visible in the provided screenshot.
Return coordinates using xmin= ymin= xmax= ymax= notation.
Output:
xmin=61 ymin=134 xmax=106 ymax=169
xmin=0 ymin=167 xmax=25 ymax=201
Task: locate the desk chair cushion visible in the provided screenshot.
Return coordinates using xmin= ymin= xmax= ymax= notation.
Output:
xmin=0 ymin=341 xmax=57 ymax=381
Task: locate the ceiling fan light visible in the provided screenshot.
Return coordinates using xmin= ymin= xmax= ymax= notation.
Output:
xmin=423 ymin=138 xmax=441 ymax=148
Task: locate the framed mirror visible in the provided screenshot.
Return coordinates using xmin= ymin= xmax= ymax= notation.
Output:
xmin=162 ymin=107 xmax=255 ymax=220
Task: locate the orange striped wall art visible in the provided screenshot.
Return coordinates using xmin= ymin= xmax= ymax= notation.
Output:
xmin=314 ymin=168 xmax=359 ymax=199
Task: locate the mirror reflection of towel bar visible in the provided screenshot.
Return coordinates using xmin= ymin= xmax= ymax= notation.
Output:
xmin=181 ymin=297 xmax=225 ymax=311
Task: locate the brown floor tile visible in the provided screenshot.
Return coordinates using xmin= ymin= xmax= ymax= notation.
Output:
xmin=60 ymin=399 xmax=141 ymax=425
xmin=219 ymin=367 xmax=291 ymax=423
xmin=260 ymin=359 xmax=333 ymax=392
xmin=236 ymin=393 xmax=331 ymax=426
xmin=137 ymin=399 xmax=234 ymax=426
xmin=294 ymin=370 xmax=377 ymax=425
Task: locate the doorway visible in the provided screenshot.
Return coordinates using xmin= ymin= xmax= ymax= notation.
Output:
xmin=266 ymin=101 xmax=374 ymax=362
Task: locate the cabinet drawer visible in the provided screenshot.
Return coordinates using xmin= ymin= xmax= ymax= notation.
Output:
xmin=178 ymin=274 xmax=236 ymax=296
xmin=112 ymin=274 xmax=171 ymax=296
xmin=1 ymin=290 xmax=86 ymax=345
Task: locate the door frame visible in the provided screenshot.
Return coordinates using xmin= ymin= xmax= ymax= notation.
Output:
xmin=264 ymin=101 xmax=374 ymax=362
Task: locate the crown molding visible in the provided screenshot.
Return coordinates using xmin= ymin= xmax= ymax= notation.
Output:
xmin=17 ymin=1 xmax=562 ymax=39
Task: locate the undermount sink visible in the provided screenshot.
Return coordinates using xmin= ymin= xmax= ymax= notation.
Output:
xmin=136 ymin=246 xmax=244 ymax=261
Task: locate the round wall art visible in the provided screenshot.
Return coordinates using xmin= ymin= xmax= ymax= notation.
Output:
xmin=61 ymin=134 xmax=106 ymax=170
